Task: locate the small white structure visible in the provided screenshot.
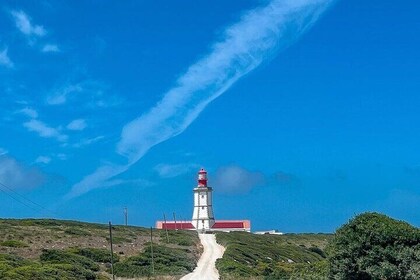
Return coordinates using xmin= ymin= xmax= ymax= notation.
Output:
xmin=254 ymin=230 xmax=284 ymax=235
xmin=192 ymin=168 xmax=215 ymax=231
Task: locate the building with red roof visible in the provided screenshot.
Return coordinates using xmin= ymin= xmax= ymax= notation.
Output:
xmin=156 ymin=168 xmax=251 ymax=232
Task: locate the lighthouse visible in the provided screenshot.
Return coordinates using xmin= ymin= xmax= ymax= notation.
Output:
xmin=192 ymin=168 xmax=215 ymax=232
xmin=155 ymin=168 xmax=251 ymax=232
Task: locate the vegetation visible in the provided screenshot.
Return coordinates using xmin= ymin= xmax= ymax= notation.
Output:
xmin=0 ymin=240 xmax=29 ymax=248
xmin=216 ymin=213 xmax=420 ymax=279
xmin=113 ymin=243 xmax=197 ymax=277
xmin=0 ymin=253 xmax=95 ymax=280
xmin=159 ymin=229 xmax=198 ymax=246
xmin=0 ymin=218 xmax=201 ymax=279
xmin=1 ymin=213 xmax=418 ymax=279
xmin=215 ymin=231 xmax=332 ymax=279
xmin=327 ymin=212 xmax=420 ymax=280
xmin=68 ymin=248 xmax=119 ymax=263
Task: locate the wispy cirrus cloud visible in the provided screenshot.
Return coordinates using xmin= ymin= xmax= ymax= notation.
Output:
xmin=68 ymin=0 xmax=334 ymax=198
xmin=46 ymin=80 xmax=118 ymax=108
xmin=0 ymin=148 xmax=8 ymax=156
xmin=10 ymin=10 xmax=46 ymax=37
xmin=16 ymin=107 xmax=38 ymax=118
xmin=66 ymin=119 xmax=87 ymax=131
xmin=23 ymin=119 xmax=68 ymax=142
xmin=46 ymin=83 xmax=82 ymax=105
xmin=42 ymin=44 xmax=60 ymax=53
xmin=0 ymin=48 xmax=14 ymax=68
xmin=154 ymin=163 xmax=200 ymax=178
xmin=35 ymin=156 xmax=51 ymax=164
xmin=73 ymin=136 xmax=105 ymax=148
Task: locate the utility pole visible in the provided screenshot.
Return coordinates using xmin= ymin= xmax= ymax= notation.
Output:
xmin=163 ymin=213 xmax=169 ymax=243
xmin=179 ymin=214 xmax=183 ymax=230
xmin=124 ymin=207 xmax=128 ymax=226
xmin=173 ymin=212 xmax=177 ymax=231
xmin=150 ymin=227 xmax=155 ymax=275
xmin=108 ymin=222 xmax=115 ymax=280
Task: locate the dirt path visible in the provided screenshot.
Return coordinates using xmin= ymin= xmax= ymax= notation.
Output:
xmin=181 ymin=233 xmax=225 ymax=280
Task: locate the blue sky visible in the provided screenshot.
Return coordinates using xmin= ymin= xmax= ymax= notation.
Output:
xmin=0 ymin=0 xmax=419 ymax=232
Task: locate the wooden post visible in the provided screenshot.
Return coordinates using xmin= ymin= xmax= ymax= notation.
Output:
xmin=163 ymin=213 xmax=169 ymax=243
xmin=109 ymin=222 xmax=115 ymax=280
xmin=150 ymin=227 xmax=155 ymax=274
xmin=173 ymin=212 xmax=177 ymax=230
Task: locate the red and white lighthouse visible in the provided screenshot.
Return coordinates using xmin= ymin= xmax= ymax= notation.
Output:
xmin=155 ymin=168 xmax=251 ymax=232
xmin=192 ymin=168 xmax=215 ymax=232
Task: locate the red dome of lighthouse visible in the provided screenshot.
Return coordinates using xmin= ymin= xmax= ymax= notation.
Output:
xmin=198 ymin=168 xmax=207 ymax=187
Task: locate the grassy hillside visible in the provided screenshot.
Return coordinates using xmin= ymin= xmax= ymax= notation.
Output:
xmin=215 ymin=231 xmax=333 ymax=280
xmin=0 ymin=219 xmax=201 ymax=279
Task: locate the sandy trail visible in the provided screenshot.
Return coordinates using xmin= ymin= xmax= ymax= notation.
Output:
xmin=181 ymin=233 xmax=225 ymax=280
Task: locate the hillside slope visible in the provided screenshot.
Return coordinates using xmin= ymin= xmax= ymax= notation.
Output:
xmin=215 ymin=231 xmax=332 ymax=279
xmin=0 ymin=219 xmax=201 ymax=279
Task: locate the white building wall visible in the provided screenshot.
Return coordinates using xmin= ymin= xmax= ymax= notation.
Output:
xmin=192 ymin=186 xmax=215 ymax=232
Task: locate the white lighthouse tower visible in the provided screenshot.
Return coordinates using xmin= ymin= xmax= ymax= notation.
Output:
xmin=192 ymin=168 xmax=215 ymax=232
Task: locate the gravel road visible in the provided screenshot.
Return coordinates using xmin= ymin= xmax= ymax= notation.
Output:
xmin=180 ymin=233 xmax=225 ymax=280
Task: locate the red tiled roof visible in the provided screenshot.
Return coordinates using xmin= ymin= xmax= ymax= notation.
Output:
xmin=212 ymin=221 xmax=248 ymax=229
xmin=158 ymin=222 xmax=195 ymax=230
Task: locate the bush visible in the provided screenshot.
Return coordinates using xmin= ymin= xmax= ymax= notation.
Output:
xmin=328 ymin=212 xmax=420 ymax=280
xmin=68 ymin=248 xmax=119 ymax=263
xmin=113 ymin=244 xmax=196 ymax=277
xmin=0 ymin=253 xmax=96 ymax=280
xmin=0 ymin=240 xmax=29 ymax=248
xmin=64 ymin=228 xmax=92 ymax=236
xmin=40 ymin=249 xmax=100 ymax=272
xmin=215 ymin=231 xmax=331 ymax=278
xmin=1 ymin=263 xmax=96 ymax=280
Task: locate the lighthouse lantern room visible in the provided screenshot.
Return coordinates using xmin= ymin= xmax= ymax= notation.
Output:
xmin=192 ymin=168 xmax=215 ymax=232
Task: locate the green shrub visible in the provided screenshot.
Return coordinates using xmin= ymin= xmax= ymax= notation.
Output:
xmin=106 ymin=236 xmax=131 ymax=244
xmin=0 ymin=240 xmax=29 ymax=248
xmin=0 ymin=253 xmax=96 ymax=280
xmin=215 ymin=232 xmax=330 ymax=278
xmin=113 ymin=244 xmax=196 ymax=277
xmin=64 ymin=228 xmax=92 ymax=236
xmin=328 ymin=212 xmax=420 ymax=280
xmin=159 ymin=230 xmax=197 ymax=246
xmin=1 ymin=263 xmax=96 ymax=280
xmin=68 ymin=247 xmax=119 ymax=263
xmin=40 ymin=249 xmax=100 ymax=271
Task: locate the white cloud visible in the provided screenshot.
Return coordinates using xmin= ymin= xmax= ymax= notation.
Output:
xmin=23 ymin=119 xmax=68 ymax=142
xmin=46 ymin=84 xmax=82 ymax=105
xmin=10 ymin=10 xmax=46 ymax=37
xmin=68 ymin=0 xmax=333 ymax=198
xmin=66 ymin=119 xmax=87 ymax=131
xmin=0 ymin=48 xmax=14 ymax=68
xmin=213 ymin=165 xmax=265 ymax=193
xmin=0 ymin=148 xmax=8 ymax=156
xmin=0 ymin=155 xmax=45 ymax=189
xmin=42 ymin=44 xmax=60 ymax=53
xmin=56 ymin=153 xmax=67 ymax=160
xmin=35 ymin=156 xmax=51 ymax=164
xmin=154 ymin=163 xmax=200 ymax=178
xmin=17 ymin=107 xmax=38 ymax=118
xmin=73 ymin=136 xmax=105 ymax=148
xmin=46 ymin=81 xmax=116 ymax=107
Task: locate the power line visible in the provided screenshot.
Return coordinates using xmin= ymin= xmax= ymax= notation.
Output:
xmin=0 ymin=187 xmax=42 ymax=213
xmin=0 ymin=181 xmax=57 ymax=216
